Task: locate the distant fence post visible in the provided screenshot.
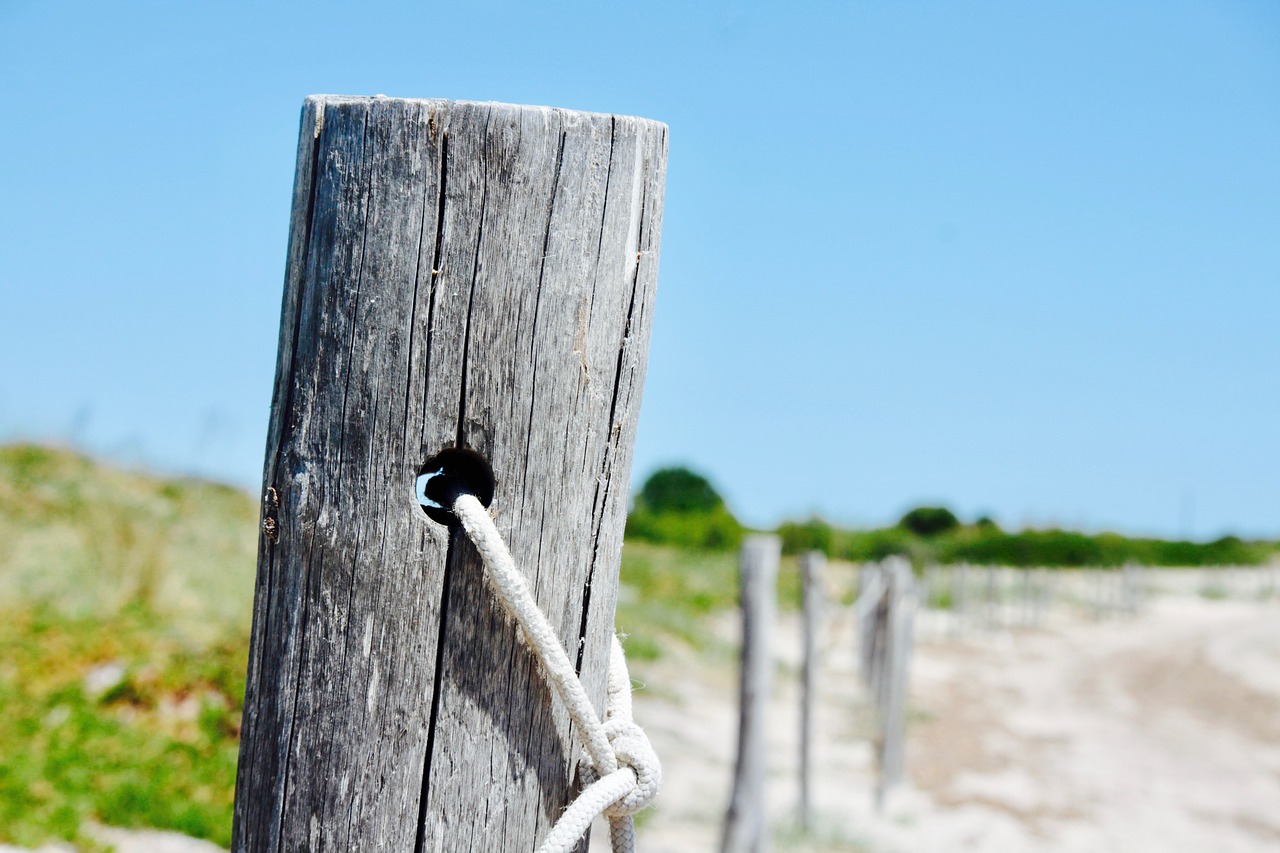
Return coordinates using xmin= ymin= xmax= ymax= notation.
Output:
xmin=953 ymin=562 xmax=969 ymax=635
xmin=985 ymin=565 xmax=998 ymax=628
xmin=1026 ymin=568 xmax=1048 ymax=628
xmin=231 ymin=97 xmax=667 ymax=852
xmin=1020 ymin=567 xmax=1032 ymax=627
xmin=855 ymin=563 xmax=885 ymax=685
xmin=723 ymin=534 xmax=781 ymax=853
xmin=877 ymin=557 xmax=916 ymax=808
xmin=798 ymin=550 xmax=826 ymax=830
xmin=856 ymin=557 xmax=916 ymax=811
xmin=1122 ymin=562 xmax=1142 ymax=613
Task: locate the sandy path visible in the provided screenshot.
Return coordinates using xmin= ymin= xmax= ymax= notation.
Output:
xmin=624 ymin=584 xmax=1280 ymax=852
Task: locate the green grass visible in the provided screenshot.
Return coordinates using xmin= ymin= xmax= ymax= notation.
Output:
xmin=615 ymin=542 xmax=739 ymax=659
xmin=0 ymin=443 xmax=259 ymax=640
xmin=0 ymin=603 xmax=244 ymax=848
xmin=0 ymin=444 xmax=257 ymax=847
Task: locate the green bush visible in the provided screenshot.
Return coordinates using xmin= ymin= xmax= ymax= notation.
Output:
xmin=940 ymin=528 xmax=1269 ymax=567
xmin=777 ymin=517 xmax=834 ymax=555
xmin=898 ymin=506 xmax=960 ymax=537
xmin=944 ymin=529 xmax=1102 ymax=566
xmin=841 ymin=526 xmax=934 ymax=564
xmin=624 ymin=506 xmax=743 ymax=551
xmin=634 ymin=467 xmax=725 ymax=514
xmin=625 ymin=467 xmax=743 ymax=551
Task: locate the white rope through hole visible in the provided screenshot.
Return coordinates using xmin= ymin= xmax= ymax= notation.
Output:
xmin=451 ymin=493 xmax=662 ymax=853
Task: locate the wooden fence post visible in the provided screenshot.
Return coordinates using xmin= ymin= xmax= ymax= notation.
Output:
xmin=723 ymin=534 xmax=781 ymax=853
xmin=855 ymin=558 xmax=916 ymax=811
xmin=985 ymin=565 xmax=998 ymax=628
xmin=855 ymin=563 xmax=885 ymax=686
xmin=875 ymin=557 xmax=916 ymax=809
xmin=1122 ymin=562 xmax=1141 ymax=613
xmin=953 ymin=562 xmax=968 ymax=636
xmin=798 ymin=550 xmax=825 ymax=831
xmin=231 ymin=97 xmax=667 ymax=852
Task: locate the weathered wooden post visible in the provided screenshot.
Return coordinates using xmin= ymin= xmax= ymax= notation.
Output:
xmin=798 ymin=550 xmax=825 ymax=830
xmin=723 ymin=534 xmax=781 ymax=853
xmin=876 ymin=557 xmax=916 ymax=808
xmin=1091 ymin=568 xmax=1105 ymax=620
xmin=953 ymin=562 xmax=969 ymax=636
xmin=1122 ymin=562 xmax=1141 ymax=613
xmin=232 ymin=96 xmax=667 ymax=852
xmin=855 ymin=563 xmax=886 ymax=687
xmin=1040 ymin=568 xmax=1055 ymax=626
xmin=988 ymin=563 xmax=998 ymax=625
xmin=855 ymin=558 xmax=916 ymax=811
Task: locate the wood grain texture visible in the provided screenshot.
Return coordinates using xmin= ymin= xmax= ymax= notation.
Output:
xmin=723 ymin=535 xmax=780 ymax=853
xmin=232 ymin=97 xmax=667 ymax=853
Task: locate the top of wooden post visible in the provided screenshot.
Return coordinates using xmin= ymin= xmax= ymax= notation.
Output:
xmin=305 ymin=94 xmax=668 ymax=127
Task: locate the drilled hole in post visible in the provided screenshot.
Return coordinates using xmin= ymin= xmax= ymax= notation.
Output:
xmin=416 ymin=448 xmax=495 ymax=526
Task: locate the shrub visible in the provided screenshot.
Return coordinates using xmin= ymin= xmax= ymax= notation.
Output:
xmin=635 ymin=467 xmax=724 ymax=514
xmin=841 ymin=526 xmax=933 ymax=565
xmin=624 ymin=507 xmax=743 ymax=552
xmin=944 ymin=529 xmax=1103 ymax=567
xmin=898 ymin=506 xmax=960 ymax=538
xmin=777 ymin=517 xmax=834 ymax=555
xmin=625 ymin=467 xmax=743 ymax=551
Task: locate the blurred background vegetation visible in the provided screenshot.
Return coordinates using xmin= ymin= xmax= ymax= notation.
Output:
xmin=0 ymin=443 xmax=1275 ymax=848
xmin=0 ymin=444 xmax=251 ymax=849
xmin=628 ymin=464 xmax=1272 ymax=568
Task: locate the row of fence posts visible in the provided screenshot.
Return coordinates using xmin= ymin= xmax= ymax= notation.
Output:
xmin=915 ymin=563 xmax=1280 ymax=634
xmin=719 ymin=540 xmax=1280 ymax=850
xmin=722 ymin=539 xmax=918 ymax=852
xmin=916 ymin=563 xmax=1149 ymax=635
xmin=1193 ymin=563 xmax=1280 ymax=600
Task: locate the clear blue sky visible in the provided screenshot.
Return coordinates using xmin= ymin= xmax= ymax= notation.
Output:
xmin=2 ymin=1 xmax=1277 ymax=540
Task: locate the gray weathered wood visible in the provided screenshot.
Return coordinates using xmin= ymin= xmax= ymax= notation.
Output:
xmin=1122 ymin=562 xmax=1141 ymax=613
xmin=856 ymin=558 xmax=916 ymax=812
xmin=1021 ymin=567 xmax=1033 ymax=627
xmin=232 ymin=96 xmax=667 ymax=852
xmin=723 ymin=534 xmax=780 ymax=853
xmin=1032 ymin=568 xmax=1049 ymax=627
xmin=985 ymin=565 xmax=998 ymax=628
xmin=855 ymin=563 xmax=885 ymax=682
xmin=877 ymin=558 xmax=915 ymax=807
xmin=798 ymin=550 xmax=825 ymax=831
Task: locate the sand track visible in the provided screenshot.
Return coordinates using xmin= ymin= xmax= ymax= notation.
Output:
xmin=627 ymin=578 xmax=1280 ymax=852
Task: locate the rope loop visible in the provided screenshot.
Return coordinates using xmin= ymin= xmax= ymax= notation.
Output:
xmin=449 ymin=492 xmax=660 ymax=853
xmin=597 ymin=719 xmax=661 ymax=817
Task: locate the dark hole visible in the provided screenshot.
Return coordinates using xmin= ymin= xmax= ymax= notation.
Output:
xmin=416 ymin=448 xmax=495 ymax=526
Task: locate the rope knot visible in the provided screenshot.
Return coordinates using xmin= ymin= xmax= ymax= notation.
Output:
xmin=598 ymin=719 xmax=662 ymax=817
xmin=451 ymin=494 xmax=659 ymax=852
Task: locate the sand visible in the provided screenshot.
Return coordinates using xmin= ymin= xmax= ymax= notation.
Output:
xmin=622 ymin=569 xmax=1280 ymax=852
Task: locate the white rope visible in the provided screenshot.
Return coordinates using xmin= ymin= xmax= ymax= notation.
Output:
xmin=451 ymin=493 xmax=661 ymax=853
